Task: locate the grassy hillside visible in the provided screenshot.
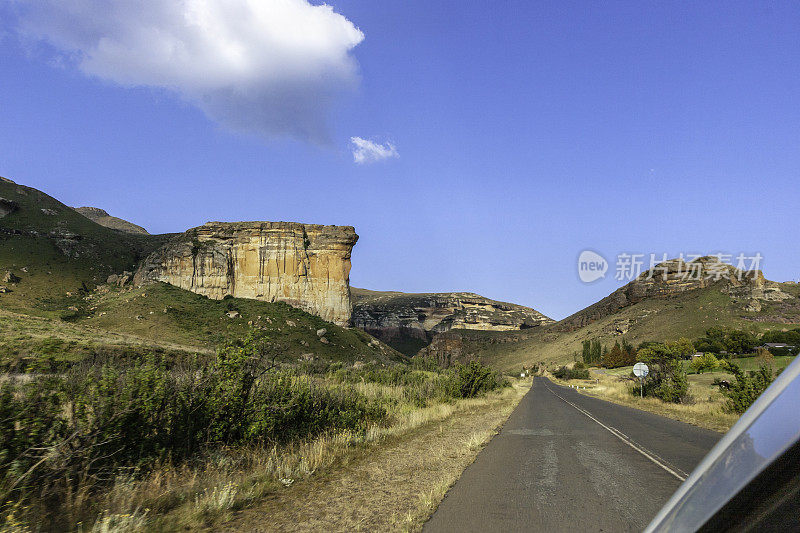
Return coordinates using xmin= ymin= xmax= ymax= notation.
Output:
xmin=0 ymin=281 xmax=405 ymax=371
xmin=0 ymin=177 xmax=170 ymax=315
xmin=0 ymin=178 xmax=404 ymax=369
xmin=445 ymin=282 xmax=800 ymax=372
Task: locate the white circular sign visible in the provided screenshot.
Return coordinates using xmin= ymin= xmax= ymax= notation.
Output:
xmin=633 ymin=362 xmax=649 ymax=378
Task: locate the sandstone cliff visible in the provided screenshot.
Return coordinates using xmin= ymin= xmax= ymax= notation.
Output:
xmin=134 ymin=221 xmax=358 ymax=326
xmin=557 ymin=256 xmax=792 ymax=332
xmin=351 ymin=288 xmax=553 ymax=355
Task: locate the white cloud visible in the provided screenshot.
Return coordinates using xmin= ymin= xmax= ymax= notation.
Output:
xmin=14 ymin=0 xmax=364 ymax=143
xmin=350 ymin=137 xmax=398 ymax=164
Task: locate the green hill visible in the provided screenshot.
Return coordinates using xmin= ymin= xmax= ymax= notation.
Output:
xmin=0 ymin=177 xmax=171 ymax=316
xmin=0 ymin=177 xmax=404 ymax=370
xmin=0 ymin=281 xmax=404 ymax=372
xmin=425 ymin=259 xmax=800 ymax=371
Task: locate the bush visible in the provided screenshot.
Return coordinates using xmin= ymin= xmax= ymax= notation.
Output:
xmin=0 ymin=332 xmax=508 ymax=529
xmin=636 ymin=343 xmax=690 ymax=403
xmin=552 ymin=365 xmax=590 ymax=380
xmin=715 ymin=360 xmax=775 ymax=414
xmin=332 ymin=359 xmax=508 ymax=403
xmin=449 ymin=361 xmax=508 ymax=398
xmin=0 ymin=336 xmax=388 ymax=525
xmin=690 ymin=353 xmax=719 ymax=374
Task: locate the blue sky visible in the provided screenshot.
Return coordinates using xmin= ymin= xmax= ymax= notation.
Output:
xmin=1 ymin=1 xmax=799 ymax=319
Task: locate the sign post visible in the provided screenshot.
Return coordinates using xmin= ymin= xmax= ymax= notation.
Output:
xmin=633 ymin=362 xmax=649 ymax=399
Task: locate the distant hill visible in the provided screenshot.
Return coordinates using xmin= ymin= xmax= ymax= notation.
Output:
xmin=0 ymin=176 xmax=170 ymax=314
xmin=351 ymin=287 xmax=553 ymax=356
xmin=74 ymin=206 xmax=149 ymax=235
xmin=435 ymin=258 xmax=800 ymax=371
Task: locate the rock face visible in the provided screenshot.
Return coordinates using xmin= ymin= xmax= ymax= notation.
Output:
xmin=557 ymin=256 xmax=792 ymax=331
xmin=75 ymin=206 xmax=150 ymax=235
xmin=351 ymin=288 xmax=553 ymax=355
xmin=134 ymin=221 xmax=358 ymax=326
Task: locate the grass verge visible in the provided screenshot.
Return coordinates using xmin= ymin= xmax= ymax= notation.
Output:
xmin=217 ymin=380 xmax=530 ymax=532
xmin=551 ymin=371 xmax=738 ymax=433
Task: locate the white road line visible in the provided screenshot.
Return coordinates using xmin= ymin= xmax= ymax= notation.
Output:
xmin=543 ymin=382 xmax=687 ymax=482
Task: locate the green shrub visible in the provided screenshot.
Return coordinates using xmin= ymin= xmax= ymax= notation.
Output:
xmin=449 ymin=361 xmax=507 ymax=398
xmin=636 ymin=343 xmax=690 ymax=403
xmin=690 ymin=353 xmax=719 ymax=374
xmin=332 ymin=359 xmax=507 ymax=404
xmin=715 ymin=360 xmax=775 ymax=414
xmin=0 ymin=335 xmax=388 ymax=522
xmin=552 ymin=365 xmax=590 ymax=380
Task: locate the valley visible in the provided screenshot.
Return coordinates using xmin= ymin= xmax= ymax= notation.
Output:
xmin=0 ymin=176 xmax=797 ymax=531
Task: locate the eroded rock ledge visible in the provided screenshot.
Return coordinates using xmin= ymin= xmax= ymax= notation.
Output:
xmin=134 ymin=221 xmax=358 ymax=326
xmin=351 ymin=288 xmax=553 ymax=355
xmin=557 ymin=256 xmax=793 ymax=332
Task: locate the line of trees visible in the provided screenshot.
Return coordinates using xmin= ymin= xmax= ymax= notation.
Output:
xmin=583 ymin=326 xmax=799 ymax=371
xmin=581 ymin=338 xmax=637 ymax=368
xmin=577 ymin=328 xmax=790 ymax=406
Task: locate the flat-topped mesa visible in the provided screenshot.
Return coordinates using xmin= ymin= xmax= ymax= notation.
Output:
xmin=134 ymin=221 xmax=358 ymax=326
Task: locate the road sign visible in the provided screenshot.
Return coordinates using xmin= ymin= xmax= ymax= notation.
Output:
xmin=633 ymin=362 xmax=649 ymax=378
xmin=633 ymin=362 xmax=649 ymax=398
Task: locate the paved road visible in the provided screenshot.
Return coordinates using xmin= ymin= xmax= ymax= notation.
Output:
xmin=424 ymin=376 xmax=721 ymax=532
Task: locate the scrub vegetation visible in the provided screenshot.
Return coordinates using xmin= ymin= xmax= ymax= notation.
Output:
xmin=0 ymin=331 xmax=508 ymax=531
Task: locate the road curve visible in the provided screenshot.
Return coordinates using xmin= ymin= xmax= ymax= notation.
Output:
xmin=424 ymin=376 xmax=721 ymax=532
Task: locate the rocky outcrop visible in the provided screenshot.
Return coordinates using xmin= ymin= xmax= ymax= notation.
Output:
xmin=557 ymin=256 xmax=793 ymax=332
xmin=74 ymin=206 xmax=150 ymax=235
xmin=351 ymin=288 xmax=553 ymax=355
xmin=0 ymin=198 xmax=18 ymax=219
xmin=134 ymin=221 xmax=358 ymax=326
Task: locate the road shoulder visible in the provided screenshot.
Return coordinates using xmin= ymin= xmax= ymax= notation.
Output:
xmin=220 ymin=381 xmax=530 ymax=532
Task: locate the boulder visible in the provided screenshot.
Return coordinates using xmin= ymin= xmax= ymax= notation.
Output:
xmin=2 ymin=271 xmax=20 ymax=284
xmin=0 ymin=197 xmax=18 ymax=219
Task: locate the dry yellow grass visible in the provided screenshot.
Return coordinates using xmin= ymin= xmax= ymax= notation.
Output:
xmin=70 ymin=381 xmax=529 ymax=532
xmin=218 ymin=381 xmax=530 ymax=533
xmin=551 ymin=371 xmax=738 ymax=432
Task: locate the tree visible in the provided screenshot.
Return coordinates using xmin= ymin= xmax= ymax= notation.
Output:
xmin=582 ymin=340 xmax=591 ymax=363
xmin=695 ymin=327 xmax=757 ymax=355
xmin=690 ymin=353 xmax=719 ymax=374
xmin=761 ymin=327 xmax=800 ymax=347
xmin=603 ymin=342 xmax=625 ymax=368
xmin=755 ymin=347 xmax=774 ymax=369
xmin=621 ymin=338 xmax=635 ymax=357
xmin=592 ymin=340 xmax=603 ymax=363
xmin=636 ymin=342 xmax=689 ymax=403
xmin=724 ymin=330 xmax=758 ymax=354
xmin=674 ymin=337 xmax=696 ymax=358
xmin=716 ymin=360 xmax=774 ymax=413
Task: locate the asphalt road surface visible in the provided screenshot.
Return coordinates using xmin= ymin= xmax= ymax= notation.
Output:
xmin=424 ymin=376 xmax=721 ymax=532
